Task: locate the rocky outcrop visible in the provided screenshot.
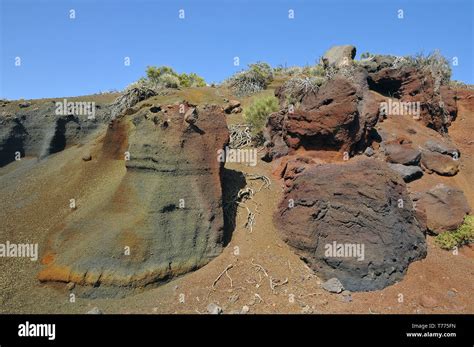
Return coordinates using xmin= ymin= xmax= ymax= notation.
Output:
xmin=274 ymin=158 xmax=427 ymax=291
xmin=263 ymin=73 xmax=380 ymax=161
xmin=367 ymin=66 xmax=457 ymax=132
xmin=0 ymin=102 xmax=107 ymax=167
xmin=38 ymin=103 xmax=229 ymax=288
xmin=413 ymin=184 xmax=471 ymax=234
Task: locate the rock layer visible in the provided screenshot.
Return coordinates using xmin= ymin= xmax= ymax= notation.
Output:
xmin=38 ymin=103 xmax=229 ymax=287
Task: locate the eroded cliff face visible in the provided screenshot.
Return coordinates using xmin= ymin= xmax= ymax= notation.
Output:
xmin=37 ymin=103 xmax=229 ymax=288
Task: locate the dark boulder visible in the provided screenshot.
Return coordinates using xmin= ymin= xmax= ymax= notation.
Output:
xmin=274 ymin=158 xmax=427 ymax=291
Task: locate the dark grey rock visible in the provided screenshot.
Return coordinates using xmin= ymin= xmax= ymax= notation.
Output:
xmin=388 ymin=163 xmax=423 ymax=182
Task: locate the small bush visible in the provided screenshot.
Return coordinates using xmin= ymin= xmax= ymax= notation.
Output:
xmin=435 ymin=215 xmax=474 ymax=250
xmin=179 ymin=72 xmax=206 ymax=88
xmin=244 ymin=96 xmax=279 ymax=135
xmin=227 ymin=62 xmax=274 ymax=97
xmin=136 ymin=65 xmax=207 ymax=90
xmin=360 ymin=52 xmax=374 ymax=59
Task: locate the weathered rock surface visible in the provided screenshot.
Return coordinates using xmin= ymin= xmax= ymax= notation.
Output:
xmin=264 ymin=74 xmax=380 ymax=160
xmin=367 ymin=66 xmax=457 ymax=132
xmin=413 ymin=184 xmax=470 ymax=234
xmin=274 ymin=158 xmax=427 ymax=291
xmin=0 ymin=102 xmax=108 ymax=167
xmin=321 ymin=45 xmax=356 ymax=68
xmin=38 ymin=103 xmax=229 ymax=287
xmin=383 ymin=142 xmax=421 ymax=165
xmin=223 ymin=100 xmax=241 ymax=114
xmin=424 ymin=139 xmax=459 ymax=157
xmin=421 ymin=150 xmax=460 ymax=176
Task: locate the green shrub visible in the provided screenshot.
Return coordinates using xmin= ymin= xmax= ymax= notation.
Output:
xmin=360 ymin=52 xmax=374 ymax=59
xmin=435 ymin=215 xmax=474 ymax=250
xmin=178 ymin=72 xmax=206 ymax=88
xmin=141 ymin=65 xmax=206 ymax=90
xmin=244 ymin=96 xmax=279 ymax=135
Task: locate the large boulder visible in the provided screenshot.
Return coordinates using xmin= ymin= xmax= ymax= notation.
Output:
xmin=321 ymin=45 xmax=356 ymax=68
xmin=420 ymin=150 xmax=460 ymax=176
xmin=413 ymin=184 xmax=471 ymax=234
xmin=38 ymin=103 xmax=229 ymax=288
xmin=274 ymin=158 xmax=427 ymax=291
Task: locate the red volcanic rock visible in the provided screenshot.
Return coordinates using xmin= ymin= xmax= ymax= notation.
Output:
xmin=368 ymin=66 xmax=458 ymax=132
xmin=413 ymin=184 xmax=470 ymax=234
xmin=263 ymin=75 xmax=380 ymax=161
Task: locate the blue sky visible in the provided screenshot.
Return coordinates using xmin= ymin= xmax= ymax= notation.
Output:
xmin=1 ymin=0 xmax=473 ymax=99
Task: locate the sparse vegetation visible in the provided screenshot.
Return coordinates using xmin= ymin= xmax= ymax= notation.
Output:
xmin=126 ymin=66 xmax=206 ymax=92
xmin=360 ymin=52 xmax=374 ymax=59
xmin=243 ymin=95 xmax=279 ymax=135
xmin=226 ymin=62 xmax=274 ymax=97
xmin=281 ymin=76 xmax=325 ymax=106
xmin=435 ymin=215 xmax=474 ymax=250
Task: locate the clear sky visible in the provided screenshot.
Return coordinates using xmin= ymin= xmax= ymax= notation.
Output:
xmin=1 ymin=0 xmax=473 ymax=100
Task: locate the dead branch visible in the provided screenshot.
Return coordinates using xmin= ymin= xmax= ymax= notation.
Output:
xmin=212 ymin=264 xmax=234 ymax=290
xmin=244 ymin=173 xmax=271 ymax=192
xmin=251 ymin=259 xmax=269 ymax=278
xmin=229 ymin=124 xmax=252 ymax=149
xmin=270 ymin=277 xmax=288 ymax=292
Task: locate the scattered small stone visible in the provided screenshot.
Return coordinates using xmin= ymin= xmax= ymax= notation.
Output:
xmin=87 ymin=307 xmax=102 ymax=314
xmin=364 ymin=147 xmax=375 ymax=157
xmin=420 ymin=295 xmax=438 ymax=308
xmin=224 ymin=100 xmax=241 ymax=114
xmin=66 ymin=282 xmax=75 ymax=291
xmin=301 ymin=305 xmax=313 ymax=314
xmin=447 ymin=290 xmax=457 ymax=298
xmin=207 ymin=303 xmax=223 ymax=315
xmin=82 ymin=154 xmax=92 ymax=162
xmin=321 ymin=277 xmax=344 ymax=294
xmin=342 ymin=295 xmax=353 ymax=303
